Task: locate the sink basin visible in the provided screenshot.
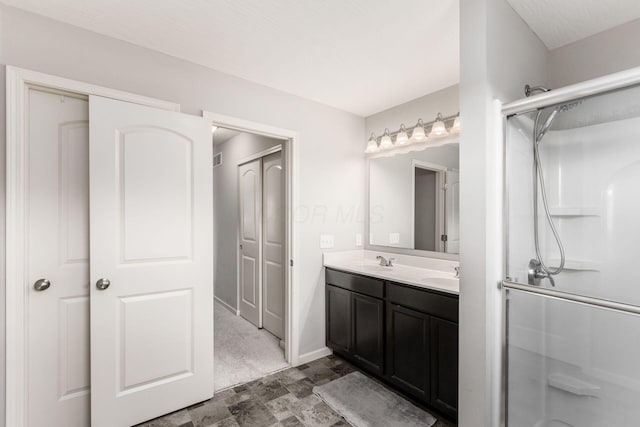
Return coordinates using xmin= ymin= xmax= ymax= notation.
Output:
xmin=420 ymin=277 xmax=459 ymax=287
xmin=360 ymin=264 xmax=394 ymax=273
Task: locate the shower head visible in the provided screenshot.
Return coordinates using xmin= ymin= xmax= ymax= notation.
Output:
xmin=525 ymin=84 xmax=551 ymax=97
xmin=536 ymin=109 xmax=559 ymax=143
xmin=535 ymin=100 xmax=584 ymax=143
xmin=558 ymin=100 xmax=583 ymax=112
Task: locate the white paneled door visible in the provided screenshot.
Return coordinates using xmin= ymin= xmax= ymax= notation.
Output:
xmin=238 ymin=159 xmax=262 ymax=327
xmin=89 ymin=96 xmax=213 ymax=427
xmin=262 ymin=151 xmax=285 ymax=339
xmin=445 ymin=169 xmax=460 ymax=254
xmin=28 ymin=89 xmax=91 ymax=427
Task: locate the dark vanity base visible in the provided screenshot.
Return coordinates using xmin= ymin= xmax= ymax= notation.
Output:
xmin=325 ymin=267 xmax=459 ymax=422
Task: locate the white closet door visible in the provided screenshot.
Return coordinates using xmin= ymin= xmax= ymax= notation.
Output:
xmin=27 ymin=89 xmax=90 ymax=427
xmin=262 ymin=151 xmax=285 ymax=339
xmin=89 ymin=96 xmax=213 ymax=427
xmin=238 ymin=159 xmax=262 ymax=328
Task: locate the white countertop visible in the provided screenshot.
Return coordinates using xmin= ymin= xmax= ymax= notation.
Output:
xmin=323 ymin=250 xmax=459 ymax=295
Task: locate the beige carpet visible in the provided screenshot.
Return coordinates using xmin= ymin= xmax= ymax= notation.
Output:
xmin=214 ymin=300 xmax=289 ymax=391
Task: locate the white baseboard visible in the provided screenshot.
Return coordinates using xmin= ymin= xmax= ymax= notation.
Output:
xmin=295 ymin=347 xmax=333 ymax=366
xmin=215 ymin=296 xmax=239 ymax=315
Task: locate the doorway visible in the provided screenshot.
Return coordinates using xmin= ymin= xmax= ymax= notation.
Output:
xmin=211 ymin=125 xmax=290 ymax=391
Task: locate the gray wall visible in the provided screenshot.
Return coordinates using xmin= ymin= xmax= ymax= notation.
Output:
xmin=365 ymin=84 xmax=459 ymax=140
xmin=0 ymin=6 xmax=366 ymax=421
xmin=213 ymin=133 xmax=282 ymax=310
xmin=549 ymin=18 xmax=640 ymax=88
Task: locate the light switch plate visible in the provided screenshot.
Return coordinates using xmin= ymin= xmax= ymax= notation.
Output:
xmin=389 ymin=232 xmax=400 ymax=244
xmin=355 ymin=233 xmax=363 ymax=247
xmin=320 ymin=234 xmax=334 ymax=249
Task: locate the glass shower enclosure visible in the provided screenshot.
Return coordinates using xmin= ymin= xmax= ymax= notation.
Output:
xmin=503 ymin=72 xmax=640 ymax=426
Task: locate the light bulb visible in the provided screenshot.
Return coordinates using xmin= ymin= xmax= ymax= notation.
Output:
xmin=451 ymin=114 xmax=460 ymax=134
xmin=428 ymin=113 xmax=449 ymax=138
xmin=365 ymin=133 xmax=379 ymax=153
xmin=410 ymin=119 xmax=426 ymax=142
xmin=379 ymin=128 xmax=393 ymax=149
xmin=395 ymin=124 xmax=409 ymax=145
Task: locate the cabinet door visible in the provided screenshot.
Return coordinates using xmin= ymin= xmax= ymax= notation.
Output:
xmin=352 ymin=293 xmax=384 ymax=375
xmin=326 ymin=285 xmax=352 ymax=353
xmin=386 ymin=303 xmax=430 ymax=401
xmin=430 ymin=316 xmax=458 ymax=419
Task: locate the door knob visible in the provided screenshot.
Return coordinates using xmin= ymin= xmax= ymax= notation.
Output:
xmin=96 ymin=278 xmax=111 ymax=290
xmin=33 ymin=279 xmax=51 ymax=291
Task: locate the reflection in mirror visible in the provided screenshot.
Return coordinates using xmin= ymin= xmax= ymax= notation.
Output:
xmin=369 ymin=144 xmax=459 ymax=254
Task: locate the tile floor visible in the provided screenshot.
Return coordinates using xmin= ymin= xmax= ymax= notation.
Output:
xmin=214 ymin=301 xmax=289 ymax=391
xmin=137 ymin=355 xmax=456 ymax=427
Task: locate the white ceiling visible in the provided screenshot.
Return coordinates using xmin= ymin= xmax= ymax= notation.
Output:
xmin=507 ymin=0 xmax=640 ymax=49
xmin=3 ymin=0 xmax=460 ymax=117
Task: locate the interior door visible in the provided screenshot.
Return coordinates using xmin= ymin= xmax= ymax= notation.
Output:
xmin=445 ymin=169 xmax=460 ymax=253
xmin=238 ymin=159 xmax=262 ymax=327
xmin=27 ymin=89 xmax=90 ymax=427
xmin=262 ymin=151 xmax=285 ymax=339
xmin=89 ymin=96 xmax=213 ymax=427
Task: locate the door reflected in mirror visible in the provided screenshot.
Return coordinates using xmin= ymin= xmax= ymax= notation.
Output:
xmin=369 ymin=144 xmax=459 ymax=254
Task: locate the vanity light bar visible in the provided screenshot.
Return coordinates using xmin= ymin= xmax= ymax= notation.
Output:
xmin=366 ymin=112 xmax=460 ymax=153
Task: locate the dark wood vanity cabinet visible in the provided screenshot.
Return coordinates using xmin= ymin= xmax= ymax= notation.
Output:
xmin=325 ymin=268 xmax=459 ymax=421
xmin=325 ymin=269 xmax=385 ymax=376
xmin=386 ymin=303 xmax=431 ymax=402
xmin=429 ymin=316 xmax=459 ymax=418
xmin=351 ymin=293 xmax=384 ymax=375
xmin=326 ymin=284 xmax=352 ymax=353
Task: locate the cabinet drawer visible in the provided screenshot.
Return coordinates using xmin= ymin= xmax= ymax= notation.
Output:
xmin=325 ymin=268 xmax=384 ymax=299
xmin=387 ymin=282 xmax=458 ymax=323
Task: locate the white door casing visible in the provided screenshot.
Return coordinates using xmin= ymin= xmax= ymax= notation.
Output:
xmin=262 ymin=151 xmax=285 ymax=339
xmin=238 ymin=159 xmax=262 ymax=328
xmin=27 ymin=89 xmax=91 ymax=427
xmin=89 ymin=96 xmax=213 ymax=427
xmin=445 ymin=169 xmax=460 ymax=253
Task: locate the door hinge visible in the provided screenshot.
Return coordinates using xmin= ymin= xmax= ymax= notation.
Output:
xmin=441 ymin=234 xmax=448 ymax=242
xmin=290 ymin=259 xmax=294 ymax=267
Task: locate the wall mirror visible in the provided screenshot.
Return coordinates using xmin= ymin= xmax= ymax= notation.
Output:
xmin=368 ymin=143 xmax=460 ymax=255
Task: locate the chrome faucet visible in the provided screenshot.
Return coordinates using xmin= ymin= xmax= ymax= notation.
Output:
xmin=528 ymin=258 xmax=556 ymax=287
xmin=376 ymin=255 xmax=395 ymax=267
xmin=454 ymin=266 xmax=460 ymax=278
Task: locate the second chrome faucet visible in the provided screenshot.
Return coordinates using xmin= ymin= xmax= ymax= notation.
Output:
xmin=376 ymin=255 xmax=395 ymax=267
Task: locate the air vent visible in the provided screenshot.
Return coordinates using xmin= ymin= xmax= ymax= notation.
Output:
xmin=213 ymin=152 xmax=222 ymax=168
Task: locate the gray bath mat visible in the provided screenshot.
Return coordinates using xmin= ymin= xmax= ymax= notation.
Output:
xmin=313 ymin=371 xmax=436 ymax=427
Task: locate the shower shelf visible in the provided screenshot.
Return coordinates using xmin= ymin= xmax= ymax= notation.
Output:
xmin=549 ymin=206 xmax=600 ymax=217
xmin=548 ymin=258 xmax=600 ymax=271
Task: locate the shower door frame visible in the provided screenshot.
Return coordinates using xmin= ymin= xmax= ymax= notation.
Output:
xmin=501 ymin=65 xmax=640 ymax=427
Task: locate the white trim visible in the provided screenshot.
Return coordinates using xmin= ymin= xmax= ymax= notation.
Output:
xmin=214 ymin=296 xmax=240 ymax=316
xmin=5 ymin=66 xmax=181 ymax=427
xmin=502 ymin=65 xmax=640 ymax=116
xmin=295 ymin=347 xmax=333 ymax=366
xmin=8 ymin=66 xmax=180 ymax=112
xmin=202 ymin=110 xmax=301 ymax=366
xmin=237 ymin=144 xmax=282 ymax=166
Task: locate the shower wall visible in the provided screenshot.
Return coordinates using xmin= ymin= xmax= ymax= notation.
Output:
xmin=505 ymin=85 xmax=640 ymax=426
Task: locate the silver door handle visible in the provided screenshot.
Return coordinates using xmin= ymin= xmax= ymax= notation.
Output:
xmin=34 ymin=279 xmax=51 ymax=291
xmin=96 ymin=278 xmax=111 ymax=290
